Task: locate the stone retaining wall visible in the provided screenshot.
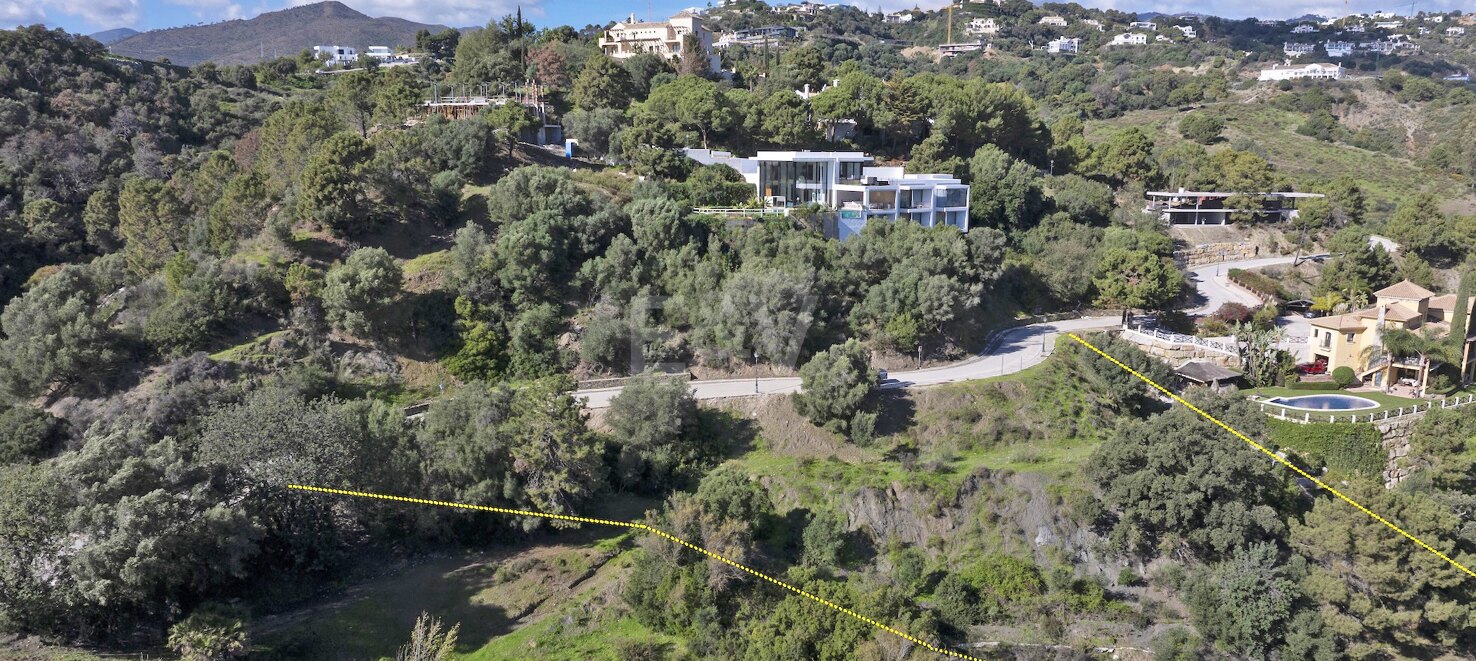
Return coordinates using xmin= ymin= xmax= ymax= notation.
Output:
xmin=1174 ymin=241 xmax=1263 ymax=268
xmin=1377 ymin=417 xmax=1420 ymax=488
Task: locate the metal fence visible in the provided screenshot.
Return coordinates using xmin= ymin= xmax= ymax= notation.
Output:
xmin=1259 ymin=392 xmax=1476 ymax=424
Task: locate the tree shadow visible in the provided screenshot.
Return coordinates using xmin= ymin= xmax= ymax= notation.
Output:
xmin=872 ymin=389 xmax=916 ymax=439
xmin=697 ymin=407 xmax=759 ymax=459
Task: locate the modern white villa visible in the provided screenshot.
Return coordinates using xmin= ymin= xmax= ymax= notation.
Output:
xmin=1258 ymin=62 xmax=1344 ymax=81
xmin=312 ymin=45 xmax=357 ymax=66
xmin=685 ymin=149 xmax=971 ymax=239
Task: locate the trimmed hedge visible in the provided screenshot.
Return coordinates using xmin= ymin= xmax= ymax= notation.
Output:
xmin=1267 ymin=419 xmax=1385 ymax=475
xmin=1226 ymin=268 xmax=1284 ymax=300
xmin=1288 ymin=380 xmax=1340 ymax=390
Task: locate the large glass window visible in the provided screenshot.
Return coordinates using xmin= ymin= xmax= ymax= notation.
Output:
xmin=838 ymin=161 xmax=863 ymax=182
xmin=760 ymin=160 xmax=829 ymax=207
xmin=936 ymin=188 xmax=967 ymax=207
xmin=902 ymin=189 xmax=929 ymax=209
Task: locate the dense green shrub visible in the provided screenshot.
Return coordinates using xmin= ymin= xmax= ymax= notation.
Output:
xmin=1288 ymin=380 xmax=1340 ymax=391
xmin=1226 ymin=268 xmax=1282 ymax=300
xmin=1331 ymin=366 xmax=1356 ymax=388
xmin=1267 ymin=419 xmax=1384 ymax=475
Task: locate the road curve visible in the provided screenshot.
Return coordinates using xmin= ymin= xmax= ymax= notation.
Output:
xmin=577 ymin=255 xmax=1295 ymax=409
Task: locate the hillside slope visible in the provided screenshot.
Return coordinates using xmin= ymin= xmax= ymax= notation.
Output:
xmin=107 ymin=1 xmax=446 ymax=66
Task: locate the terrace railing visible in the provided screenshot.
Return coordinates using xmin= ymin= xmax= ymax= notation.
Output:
xmin=1121 ymin=325 xmax=1240 ymax=357
xmin=1258 ymin=392 xmax=1476 ymax=424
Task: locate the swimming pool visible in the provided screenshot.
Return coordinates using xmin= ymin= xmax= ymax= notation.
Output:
xmin=1265 ymin=394 xmax=1380 ymax=411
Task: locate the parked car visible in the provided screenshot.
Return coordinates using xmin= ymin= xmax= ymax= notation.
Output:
xmin=877 ymin=369 xmax=889 ymax=383
xmin=1297 ymin=361 xmax=1328 ymax=375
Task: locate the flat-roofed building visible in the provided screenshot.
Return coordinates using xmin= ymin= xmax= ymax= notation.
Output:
xmin=685 ymin=149 xmax=971 ymax=239
xmin=1258 ymin=62 xmax=1344 ymax=81
xmin=1145 ymin=188 xmax=1326 ymax=224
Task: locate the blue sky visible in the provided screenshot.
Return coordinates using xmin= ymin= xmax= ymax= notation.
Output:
xmin=2 ymin=0 xmax=1470 ymax=35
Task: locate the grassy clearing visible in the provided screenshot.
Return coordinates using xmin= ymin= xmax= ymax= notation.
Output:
xmin=1084 ymin=99 xmax=1471 ymax=211
xmin=208 ymin=330 xmax=289 ymax=362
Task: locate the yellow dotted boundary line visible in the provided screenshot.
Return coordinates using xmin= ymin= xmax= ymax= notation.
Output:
xmin=285 ymin=484 xmax=985 ymax=660
xmin=1066 ymin=332 xmax=1476 ymax=580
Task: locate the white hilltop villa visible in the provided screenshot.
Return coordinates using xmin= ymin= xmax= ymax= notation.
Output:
xmin=685 ymin=149 xmax=971 ymax=239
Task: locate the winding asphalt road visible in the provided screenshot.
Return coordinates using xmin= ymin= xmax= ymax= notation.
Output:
xmin=576 ymin=255 xmax=1298 ymax=409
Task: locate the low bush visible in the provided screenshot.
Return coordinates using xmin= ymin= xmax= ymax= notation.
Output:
xmin=1288 ymin=380 xmax=1340 ymax=390
xmin=1331 ymin=366 xmax=1356 ymax=388
xmin=1226 ymin=268 xmax=1283 ymax=300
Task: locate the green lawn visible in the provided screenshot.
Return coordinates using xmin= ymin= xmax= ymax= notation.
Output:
xmin=1246 ymin=386 xmax=1425 ymax=418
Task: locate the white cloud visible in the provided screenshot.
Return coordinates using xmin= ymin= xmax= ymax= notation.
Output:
xmin=836 ymin=0 xmax=1472 ymax=19
xmin=287 ymin=0 xmax=544 ymax=27
xmin=0 ymin=0 xmax=47 ymax=24
xmin=46 ymin=0 xmax=139 ymax=26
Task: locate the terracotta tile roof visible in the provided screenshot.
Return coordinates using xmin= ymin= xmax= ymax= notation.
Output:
xmin=1428 ymin=294 xmax=1475 ymax=313
xmin=1353 ymin=305 xmax=1421 ymax=322
xmin=1175 ymin=360 xmax=1241 ymax=383
xmin=1374 ymin=279 xmax=1435 ymax=300
xmin=1308 ymin=313 xmax=1366 ymax=331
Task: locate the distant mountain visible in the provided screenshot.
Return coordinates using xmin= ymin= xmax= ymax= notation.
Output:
xmin=107 ymin=1 xmax=448 ymax=66
xmin=89 ymin=28 xmax=140 ymax=45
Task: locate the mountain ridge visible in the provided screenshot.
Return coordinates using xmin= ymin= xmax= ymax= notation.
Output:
xmin=107 ymin=1 xmax=449 ymax=66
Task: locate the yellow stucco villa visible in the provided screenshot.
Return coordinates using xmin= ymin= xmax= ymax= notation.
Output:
xmin=1306 ymin=280 xmax=1475 ymax=391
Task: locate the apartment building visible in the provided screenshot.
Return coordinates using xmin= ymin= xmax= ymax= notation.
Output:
xmin=598 ymin=12 xmax=719 ymax=71
xmin=1258 ymin=62 xmax=1344 ymax=81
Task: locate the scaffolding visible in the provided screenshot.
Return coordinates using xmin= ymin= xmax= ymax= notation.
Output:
xmin=422 ymin=80 xmax=564 ymax=145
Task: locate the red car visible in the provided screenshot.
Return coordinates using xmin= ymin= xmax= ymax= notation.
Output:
xmin=1297 ymin=360 xmax=1328 ymax=375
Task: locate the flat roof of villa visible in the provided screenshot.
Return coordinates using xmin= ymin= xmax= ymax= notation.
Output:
xmin=1146 ymin=190 xmax=1326 ymax=198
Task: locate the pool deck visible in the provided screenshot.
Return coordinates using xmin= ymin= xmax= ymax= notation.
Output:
xmin=1246 ymin=387 xmax=1426 ymax=417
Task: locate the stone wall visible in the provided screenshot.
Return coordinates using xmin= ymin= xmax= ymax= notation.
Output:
xmin=1174 ymin=241 xmax=1264 ymax=268
xmin=1119 ymin=334 xmax=1242 ymax=368
xmin=1377 ymin=417 xmax=1420 ymax=488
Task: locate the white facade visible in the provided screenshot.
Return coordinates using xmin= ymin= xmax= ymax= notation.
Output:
xmin=714 ymin=25 xmax=803 ymax=48
xmin=313 ymin=45 xmax=357 ymax=66
xmin=1375 ymin=21 xmax=1402 ymax=30
xmin=1083 ymin=18 xmax=1104 ymax=31
xmin=883 ymin=11 xmax=914 ymax=23
xmin=939 ymin=41 xmax=987 ymax=57
xmin=599 ymin=13 xmax=719 ymax=71
xmin=1047 ymin=37 xmax=1080 ymax=54
xmin=1110 ymin=33 xmax=1148 ymax=46
xmin=1449 ymin=27 xmax=1467 ymax=37
xmin=1129 ymin=21 xmax=1158 ymax=31
xmin=1175 ymin=25 xmax=1197 ymax=38
xmin=967 ymin=18 xmax=999 ymax=36
xmin=1292 ymin=23 xmax=1317 ymax=33
xmin=1258 ymin=62 xmax=1343 ymax=81
xmin=1039 ymin=16 xmax=1068 ymax=27
xmin=1284 ymin=42 xmax=1315 ymax=57
xmin=364 ymin=46 xmax=392 ymax=59
xmin=685 ymin=149 xmax=971 ymax=239
xmin=1324 ymin=40 xmax=1355 ymax=56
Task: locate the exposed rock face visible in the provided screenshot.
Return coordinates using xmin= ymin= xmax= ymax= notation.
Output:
xmin=841 ymin=468 xmax=1115 ymax=577
xmin=336 ymin=349 xmax=401 ymax=383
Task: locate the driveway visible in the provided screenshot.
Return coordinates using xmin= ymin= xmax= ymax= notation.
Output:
xmin=576 ymin=255 xmax=1296 ymax=409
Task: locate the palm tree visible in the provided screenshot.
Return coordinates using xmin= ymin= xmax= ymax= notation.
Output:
xmin=1310 ymin=291 xmax=1344 ymax=315
xmin=1378 ymin=327 xmax=1452 ymax=393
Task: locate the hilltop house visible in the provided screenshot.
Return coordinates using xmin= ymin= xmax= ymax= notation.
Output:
xmin=967 ymin=18 xmax=1000 ymax=36
xmin=1175 ymin=25 xmax=1197 ymax=38
xmin=883 ymin=11 xmax=914 ymax=24
xmin=313 ymin=45 xmax=357 ymax=66
xmin=1083 ymin=18 xmax=1104 ymax=31
xmin=1145 ymin=188 xmax=1326 ymax=224
xmin=1129 ymin=21 xmax=1158 ymax=31
xmin=598 ymin=12 xmax=719 ymax=71
xmin=777 ymin=1 xmax=828 ymax=17
xmin=1324 ymin=40 xmax=1355 ymax=56
xmin=939 ymin=41 xmax=988 ymax=57
xmin=1292 ymin=23 xmax=1318 ymax=33
xmin=1047 ymin=37 xmax=1080 ymax=54
xmin=1307 ymin=280 xmax=1476 ymax=391
xmin=715 ymin=25 xmax=803 ymax=48
xmin=1449 ymin=27 xmax=1468 ymax=37
xmin=1039 ymin=16 xmax=1068 ymax=27
xmin=684 ymin=149 xmax=971 ymax=239
xmin=1109 ymin=33 xmax=1148 ymax=46
xmin=1258 ymin=62 xmax=1344 ymax=81
xmin=1374 ymin=20 xmax=1403 ymax=30
xmin=1284 ymin=42 xmax=1316 ymax=57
